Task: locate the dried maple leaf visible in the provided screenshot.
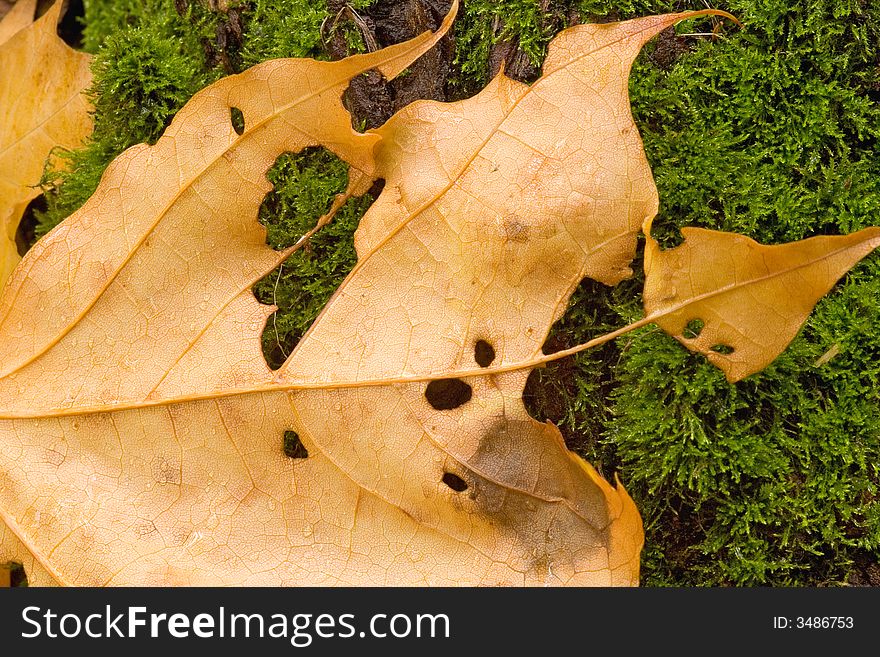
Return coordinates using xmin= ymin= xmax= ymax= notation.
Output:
xmin=13 ymin=1 xmax=872 ymax=588
xmin=0 ymin=0 xmax=92 ymax=289
xmin=0 ymin=0 xmax=684 ymax=587
xmin=0 ymin=1 xmax=606 ymax=587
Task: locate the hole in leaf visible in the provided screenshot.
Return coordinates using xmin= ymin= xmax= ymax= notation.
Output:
xmin=52 ymin=0 xmax=85 ymax=49
xmin=474 ymin=339 xmax=495 ymax=367
xmin=710 ymin=344 xmax=735 ymax=355
xmin=230 ymin=107 xmax=245 ymax=135
xmin=1 ymin=561 xmax=28 ymax=587
xmin=282 ymin=430 xmax=309 ymax=459
xmin=683 ymin=318 xmax=704 ymax=340
xmin=367 ymin=178 xmax=386 ymax=198
xmin=253 ymin=148 xmax=375 ymax=369
xmin=522 ymin=275 xmax=632 ymax=463
xmin=442 ymin=472 xmax=468 ymax=492
xmin=425 ymin=379 xmax=472 ymax=410
xmin=16 ymin=194 xmax=46 ymax=257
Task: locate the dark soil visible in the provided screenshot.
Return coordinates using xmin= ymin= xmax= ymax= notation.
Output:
xmin=323 ymin=0 xmax=550 ymax=129
xmin=325 ymin=0 xmax=455 ymax=129
xmin=647 ymin=25 xmax=694 ymax=70
xmin=848 ymin=552 xmax=880 ymax=586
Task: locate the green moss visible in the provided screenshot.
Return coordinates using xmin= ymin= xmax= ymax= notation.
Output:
xmin=618 ymin=0 xmax=880 ymax=587
xmin=31 ymin=0 xmax=880 ymax=586
xmin=450 ymin=1 xmax=675 ymax=95
xmin=239 ymin=0 xmax=329 ymax=64
xmin=452 ymin=0 xmax=556 ymax=91
xmin=239 ymin=0 xmax=378 ymax=65
xmin=252 ymin=148 xmax=370 ymax=368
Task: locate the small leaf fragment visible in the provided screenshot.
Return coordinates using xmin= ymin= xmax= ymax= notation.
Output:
xmin=643 ymin=218 xmax=880 ymax=381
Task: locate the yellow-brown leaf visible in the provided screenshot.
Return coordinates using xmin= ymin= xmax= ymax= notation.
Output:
xmin=0 ymin=0 xmax=92 ymax=289
xmin=643 ymin=217 xmax=880 ymax=381
xmin=0 ymin=2 xmax=673 ymax=586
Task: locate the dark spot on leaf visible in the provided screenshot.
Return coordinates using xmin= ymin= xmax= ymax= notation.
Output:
xmin=442 ymin=472 xmax=468 ymax=492
xmin=710 ymin=344 xmax=735 ymax=355
xmin=230 ymin=107 xmax=245 ymax=135
xmin=503 ymin=219 xmax=529 ymax=242
xmin=425 ymin=379 xmax=472 ymax=410
xmin=283 ymin=430 xmax=309 ymax=459
xmin=683 ymin=318 xmax=704 ymax=340
xmin=367 ymin=178 xmax=386 ymax=198
xmin=474 ymin=340 xmax=495 ymax=367
xmin=17 ymin=194 xmax=46 ymax=256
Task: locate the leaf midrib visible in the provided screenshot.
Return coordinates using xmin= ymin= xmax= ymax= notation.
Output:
xmin=3 ymin=231 xmax=876 ymax=420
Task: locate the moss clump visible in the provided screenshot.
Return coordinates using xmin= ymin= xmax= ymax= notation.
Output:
xmin=452 ymin=0 xmax=559 ymax=92
xmin=239 ymin=0 xmax=330 ymax=64
xmin=33 ymin=0 xmax=880 ymax=586
xmin=252 ymin=148 xmax=371 ymax=368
